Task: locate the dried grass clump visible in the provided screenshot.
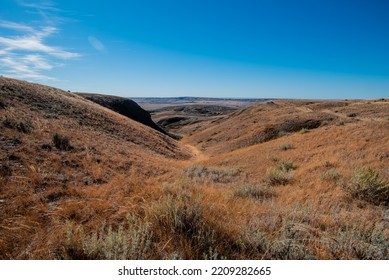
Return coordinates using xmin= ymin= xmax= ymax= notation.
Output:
xmin=266 ymin=168 xmax=294 ymax=185
xmin=151 ymin=190 xmax=203 ymax=237
xmin=266 ymin=160 xmax=295 ymax=185
xmin=277 ymin=160 xmax=296 ymax=172
xmin=65 ymin=214 xmax=153 ymax=260
xmin=236 ymin=207 xmax=317 ymax=259
xmin=2 ymin=116 xmax=34 ymax=133
xmin=185 ymin=165 xmax=241 ymax=183
xmin=279 ymin=142 xmax=293 ymax=151
xmin=234 ymin=184 xmax=275 ymax=201
xmin=320 ymin=168 xmax=342 ymax=181
xmin=150 ymin=189 xmax=225 ymax=259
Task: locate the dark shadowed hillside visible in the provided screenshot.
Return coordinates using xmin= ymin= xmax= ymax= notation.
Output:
xmin=77 ymin=93 xmax=167 ymax=135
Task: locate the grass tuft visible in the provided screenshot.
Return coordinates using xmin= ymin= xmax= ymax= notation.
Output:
xmin=266 ymin=160 xmax=295 ymax=185
xmin=234 ymin=184 xmax=275 ymax=201
xmin=279 ymin=142 xmax=293 ymax=151
xmin=321 ymin=169 xmax=342 ymax=181
xmin=266 ymin=168 xmax=294 ymax=185
xmin=185 ymin=165 xmax=241 ymax=184
xmin=65 ymin=215 xmax=153 ymax=260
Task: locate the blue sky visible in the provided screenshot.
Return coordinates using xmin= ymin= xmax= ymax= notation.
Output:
xmin=0 ymin=0 xmax=388 ymax=99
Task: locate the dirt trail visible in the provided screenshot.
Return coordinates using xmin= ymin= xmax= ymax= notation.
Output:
xmin=321 ymin=109 xmax=346 ymax=118
xmin=180 ymin=135 xmax=209 ymax=166
xmin=185 ymin=143 xmax=209 ymax=163
xmin=321 ymin=109 xmax=386 ymax=122
xmin=296 ymin=106 xmax=313 ymax=113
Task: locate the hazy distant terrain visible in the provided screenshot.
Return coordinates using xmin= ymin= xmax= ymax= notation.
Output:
xmin=133 ymin=97 xmax=271 ymax=137
xmin=132 ymin=97 xmax=270 ymax=110
xmin=1 ymin=77 xmax=389 ymax=260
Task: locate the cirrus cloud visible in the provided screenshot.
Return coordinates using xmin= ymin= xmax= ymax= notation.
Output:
xmin=0 ymin=2 xmax=80 ymax=81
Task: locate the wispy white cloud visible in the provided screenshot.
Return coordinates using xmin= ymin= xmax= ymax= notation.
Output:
xmin=0 ymin=32 xmax=79 ymax=59
xmin=0 ymin=20 xmax=35 ymax=33
xmin=0 ymin=48 xmax=11 ymax=55
xmin=0 ymin=1 xmax=79 ymax=81
xmin=0 ymin=56 xmax=56 ymax=81
xmin=23 ymin=54 xmax=54 ymax=70
xmin=16 ymin=0 xmax=60 ymax=12
xmin=88 ymin=36 xmax=106 ymax=52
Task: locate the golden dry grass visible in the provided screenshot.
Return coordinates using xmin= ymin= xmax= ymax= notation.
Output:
xmin=1 ymin=77 xmax=388 ymax=259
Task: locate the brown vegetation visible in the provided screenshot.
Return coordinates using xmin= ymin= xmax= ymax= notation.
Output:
xmin=1 ymin=77 xmax=388 ymax=259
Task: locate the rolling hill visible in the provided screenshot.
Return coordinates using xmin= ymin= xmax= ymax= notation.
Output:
xmin=0 ymin=77 xmax=191 ymax=259
xmin=1 ymin=77 xmax=388 ymax=260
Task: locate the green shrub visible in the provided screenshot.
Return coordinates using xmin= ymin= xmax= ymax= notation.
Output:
xmin=346 ymin=167 xmax=389 ymax=205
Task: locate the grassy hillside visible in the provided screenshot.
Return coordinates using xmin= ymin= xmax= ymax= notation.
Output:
xmin=0 ymin=77 xmax=191 ymax=259
xmin=186 ymin=99 xmax=389 ymax=155
xmin=1 ymin=78 xmax=388 ymax=259
xmin=180 ymin=99 xmax=389 ymax=259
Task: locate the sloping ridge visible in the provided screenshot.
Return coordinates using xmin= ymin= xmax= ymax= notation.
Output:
xmin=78 ymin=92 xmax=167 ymax=135
xmin=186 ymin=100 xmax=339 ymax=155
xmin=0 ymin=77 xmax=190 ymax=160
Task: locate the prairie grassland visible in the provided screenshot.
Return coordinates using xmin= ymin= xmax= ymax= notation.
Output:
xmin=1 ymin=77 xmax=388 ymax=259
